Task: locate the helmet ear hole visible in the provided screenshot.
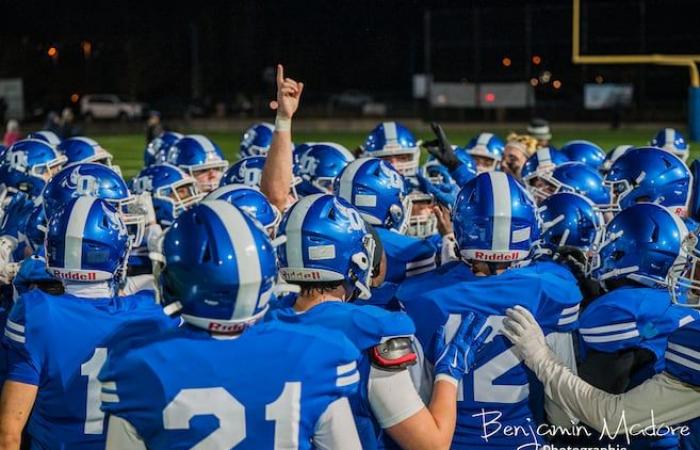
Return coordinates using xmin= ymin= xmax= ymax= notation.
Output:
xmin=611 ymin=250 xmax=625 ymax=261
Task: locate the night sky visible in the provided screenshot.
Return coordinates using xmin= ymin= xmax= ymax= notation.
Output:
xmin=1 ymin=0 xmax=699 ymax=110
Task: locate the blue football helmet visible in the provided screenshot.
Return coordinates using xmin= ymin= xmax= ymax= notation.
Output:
xmin=130 ymin=163 xmax=204 ymax=226
xmin=27 ymin=131 xmax=62 ymax=147
xmin=521 ymin=147 xmax=570 ymax=198
xmin=590 ymin=202 xmax=689 ymax=290
xmin=24 ymin=204 xmax=48 ymax=252
xmin=543 ymin=162 xmax=615 ymax=212
xmin=537 ymin=192 xmax=604 ymax=253
xmin=240 ymin=122 xmax=275 ymax=157
xmin=560 ymin=140 xmax=606 ymax=170
xmin=651 ymin=128 xmax=689 ymax=162
xmin=45 ymin=196 xmax=130 ymax=283
xmin=604 ymin=147 xmax=691 ymax=217
xmin=144 ymin=131 xmax=183 ymax=167
xmin=160 ymin=200 xmax=277 ymax=331
xmin=205 ymin=184 xmax=280 ymax=235
xmin=361 ymin=121 xmax=420 ymax=176
xmin=58 ymin=137 xmax=117 ymax=170
xmin=334 ymin=157 xmax=409 ymax=233
xmin=166 ymin=134 xmax=229 ymax=192
xmin=221 ymin=156 xmax=265 ymax=187
xmin=277 ymin=194 xmax=374 ymax=300
xmin=42 ymin=163 xmax=145 ymax=245
xmin=421 ymin=159 xmax=457 ymax=187
xmin=465 ymin=133 xmax=505 ymax=172
xmin=295 ymin=142 xmax=355 ymax=197
xmin=0 ymin=139 xmax=66 ymax=198
xmin=453 ymin=171 xmax=540 ymax=262
xmin=601 ymin=145 xmax=634 ymax=174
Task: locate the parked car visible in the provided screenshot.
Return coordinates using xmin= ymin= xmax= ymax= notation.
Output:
xmin=80 ymin=94 xmax=145 ymax=121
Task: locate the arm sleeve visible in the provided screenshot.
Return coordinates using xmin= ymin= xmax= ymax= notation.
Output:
xmin=544 ymin=332 xmax=580 ymax=427
xmin=440 ymin=233 xmax=458 ymax=264
xmin=3 ymin=299 xmax=41 ymax=385
xmin=578 ymin=348 xmax=653 ymax=394
xmin=529 ymin=349 xmax=700 ymax=431
xmin=313 ymin=397 xmax=362 ymax=450
xmin=106 ymin=415 xmax=148 ymax=450
xmin=368 ymin=366 xmax=425 ymax=429
xmin=449 ymin=164 xmax=473 ymax=188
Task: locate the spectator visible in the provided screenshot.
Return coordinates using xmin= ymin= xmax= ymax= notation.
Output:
xmin=43 ymin=111 xmax=62 ymax=137
xmin=145 ymin=110 xmax=163 ymax=143
xmin=3 ymin=119 xmax=21 ymax=147
xmin=526 ymin=117 xmax=552 ymax=148
xmin=59 ymin=108 xmax=80 ymax=138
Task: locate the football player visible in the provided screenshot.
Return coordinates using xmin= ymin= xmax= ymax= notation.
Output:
xmin=574 ymin=203 xmax=700 ymax=448
xmin=166 ymin=134 xmax=229 ymax=193
xmin=205 ymin=184 xmax=281 ymax=236
xmin=58 ymin=136 xmax=120 ymax=174
xmin=651 ymin=127 xmax=690 ymax=162
xmin=520 ymin=146 xmax=570 ymax=201
xmin=294 ymin=142 xmax=354 ymax=197
xmin=143 ymin=131 xmax=183 ymax=167
xmin=526 ymin=118 xmax=552 ymax=148
xmin=240 ymin=122 xmax=275 ymax=157
xmin=100 ymin=200 xmax=364 ymax=449
xmin=0 ymin=197 xmax=176 ymax=449
xmin=464 ymin=132 xmax=505 ymax=174
xmin=559 ymin=140 xmax=606 ymax=170
xmin=395 ymin=172 xmax=583 ymax=449
xmin=270 ymin=193 xmax=490 ymax=449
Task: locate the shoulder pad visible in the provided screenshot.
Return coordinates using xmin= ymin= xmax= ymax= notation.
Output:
xmin=370 ymin=337 xmax=416 ymax=371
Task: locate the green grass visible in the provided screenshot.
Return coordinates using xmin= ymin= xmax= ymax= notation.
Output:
xmin=95 ymin=127 xmax=695 ymax=179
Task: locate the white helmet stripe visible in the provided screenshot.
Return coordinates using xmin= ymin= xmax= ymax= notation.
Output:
xmin=73 ymin=136 xmax=99 ymax=146
xmin=338 ymin=158 xmax=371 ymax=204
xmin=383 ymin=122 xmax=398 ymax=142
xmin=665 ymin=128 xmax=675 ymax=145
xmin=204 ymin=200 xmax=262 ymax=320
xmin=284 ymin=194 xmax=325 ymax=269
xmin=489 ymin=172 xmax=512 ymax=251
xmin=64 ymin=196 xmax=96 ymax=269
xmin=189 ymin=134 xmax=217 ymax=155
xmin=477 ymin=133 xmax=494 ymax=146
xmin=536 ymin=147 xmax=552 ymax=165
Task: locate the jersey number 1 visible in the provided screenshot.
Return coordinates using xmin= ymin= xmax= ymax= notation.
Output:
xmin=81 ymin=347 xmax=108 ymax=434
xmin=163 ymin=382 xmax=302 ymax=449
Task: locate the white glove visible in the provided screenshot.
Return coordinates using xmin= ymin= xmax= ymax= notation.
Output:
xmin=135 ymin=192 xmax=157 ymax=226
xmin=502 ymin=305 xmax=552 ymax=368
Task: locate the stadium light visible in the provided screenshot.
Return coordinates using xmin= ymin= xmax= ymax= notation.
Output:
xmin=81 ymin=41 xmax=92 ymax=59
xmin=595 ymin=75 xmax=604 ymax=84
xmin=502 ymin=57 xmax=512 ymax=67
xmin=71 ymin=93 xmax=80 ymax=103
xmin=553 ymin=80 xmax=562 ymax=89
xmin=47 ymin=47 xmax=58 ymax=58
xmin=485 ymin=92 xmax=496 ymax=103
xmin=532 ymin=55 xmax=542 ymax=65
xmin=530 ymin=78 xmax=539 ymax=87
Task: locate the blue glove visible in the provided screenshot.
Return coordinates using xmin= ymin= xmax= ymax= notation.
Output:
xmin=0 ymin=192 xmax=35 ymax=239
xmin=416 ymin=172 xmax=458 ymax=209
xmin=432 ymin=312 xmax=491 ymax=386
xmin=13 ymin=254 xmax=56 ymax=295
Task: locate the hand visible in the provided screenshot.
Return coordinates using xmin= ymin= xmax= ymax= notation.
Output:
xmin=434 ymin=205 xmax=453 ymax=236
xmin=421 ymin=123 xmax=459 ymax=171
xmin=416 ymin=172 xmax=458 ymax=209
xmin=433 ymin=312 xmax=491 ymax=386
xmin=269 ymin=64 xmax=304 ymax=120
xmin=502 ymin=306 xmax=550 ymax=365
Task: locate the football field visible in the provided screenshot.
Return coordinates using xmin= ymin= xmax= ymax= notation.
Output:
xmin=94 ymin=126 xmax=695 ymax=178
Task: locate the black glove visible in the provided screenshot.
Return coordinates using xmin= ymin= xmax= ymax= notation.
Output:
xmin=553 ymin=245 xmax=600 ymax=306
xmin=422 ymin=123 xmax=460 ymax=171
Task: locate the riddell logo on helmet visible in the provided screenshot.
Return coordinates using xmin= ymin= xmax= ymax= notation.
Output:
xmin=474 ymin=251 xmax=520 ymax=261
xmin=52 ymin=270 xmax=97 ymax=281
xmin=209 ymin=322 xmax=247 ymax=333
xmin=279 ymin=269 xmax=321 ymax=280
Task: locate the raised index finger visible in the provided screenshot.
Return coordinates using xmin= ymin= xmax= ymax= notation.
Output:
xmin=276 ymin=64 xmax=285 ymax=87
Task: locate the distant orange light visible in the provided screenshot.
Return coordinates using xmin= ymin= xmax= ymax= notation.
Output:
xmin=71 ymin=93 xmax=80 ymax=103
xmin=502 ymin=57 xmax=512 ymax=67
xmin=47 ymin=47 xmax=57 ymax=57
xmin=595 ymin=75 xmax=604 ymax=84
xmin=81 ymin=41 xmax=92 ymax=58
xmin=553 ymin=80 xmax=562 ymax=89
xmin=532 ymin=55 xmax=542 ymax=65
xmin=530 ymin=78 xmax=539 ymax=87
xmin=485 ymin=92 xmax=496 ymax=103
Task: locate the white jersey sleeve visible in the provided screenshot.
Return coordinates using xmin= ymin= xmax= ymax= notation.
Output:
xmin=440 ymin=233 xmax=458 ymax=264
xmin=106 ymin=415 xmax=147 ymax=450
xmin=544 ymin=332 xmax=580 ymax=427
xmin=313 ymin=397 xmax=362 ymax=450
xmin=368 ymin=365 xmax=426 ymax=429
xmin=529 ymin=348 xmax=700 ymax=431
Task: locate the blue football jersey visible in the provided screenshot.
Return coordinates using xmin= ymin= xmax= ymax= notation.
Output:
xmin=396 ymin=263 xmax=582 ymax=449
xmin=2 ymin=289 xmax=176 ymax=450
xmin=99 ymin=321 xmax=360 ymax=450
xmin=579 ymin=287 xmax=700 ymax=384
xmin=376 ymin=227 xmax=437 ymax=283
xmin=266 ymin=300 xmax=416 ymax=449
